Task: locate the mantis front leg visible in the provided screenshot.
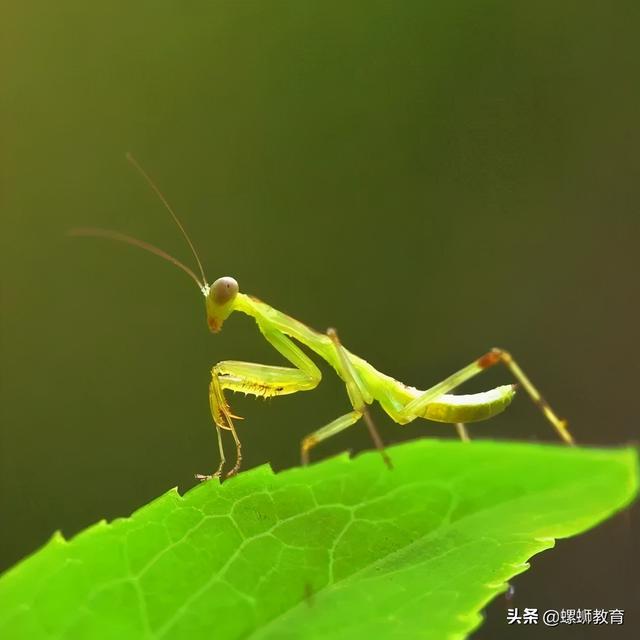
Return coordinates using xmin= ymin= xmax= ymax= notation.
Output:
xmin=198 ymin=326 xmax=322 ymax=480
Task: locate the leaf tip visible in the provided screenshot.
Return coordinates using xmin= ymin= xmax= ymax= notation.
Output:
xmin=49 ymin=530 xmax=67 ymax=545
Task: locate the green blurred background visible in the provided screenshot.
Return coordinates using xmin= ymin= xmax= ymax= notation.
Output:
xmin=2 ymin=1 xmax=638 ymax=636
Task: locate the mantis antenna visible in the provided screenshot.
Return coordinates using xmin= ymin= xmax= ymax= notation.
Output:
xmin=68 ymin=227 xmax=206 ymax=291
xmin=124 ymin=152 xmax=208 ymax=288
xmin=68 ymin=152 xmax=210 ymax=293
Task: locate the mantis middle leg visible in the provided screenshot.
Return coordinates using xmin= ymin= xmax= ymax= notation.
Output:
xmin=198 ymin=326 xmax=322 ymax=480
xmin=301 ymin=328 xmax=392 ymax=469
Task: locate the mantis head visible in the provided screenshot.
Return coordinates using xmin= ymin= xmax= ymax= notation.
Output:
xmin=69 ymin=153 xmax=240 ymax=334
xmin=205 ymin=277 xmax=239 ymax=333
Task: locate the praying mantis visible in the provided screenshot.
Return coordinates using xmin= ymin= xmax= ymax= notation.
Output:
xmin=71 ymin=154 xmax=576 ymax=480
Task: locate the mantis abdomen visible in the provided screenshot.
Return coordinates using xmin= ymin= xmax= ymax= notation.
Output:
xmin=418 ymin=384 xmax=516 ymax=423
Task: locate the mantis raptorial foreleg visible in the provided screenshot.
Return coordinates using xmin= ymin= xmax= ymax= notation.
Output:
xmin=301 ymin=328 xmax=393 ymax=469
xmin=400 ymin=348 xmax=574 ymax=444
xmin=198 ymin=326 xmax=322 ymax=480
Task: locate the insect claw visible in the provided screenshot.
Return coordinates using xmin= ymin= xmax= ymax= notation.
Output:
xmin=222 ymin=402 xmax=244 ymax=420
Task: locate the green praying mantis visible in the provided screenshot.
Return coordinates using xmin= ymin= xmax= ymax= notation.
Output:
xmin=71 ymin=154 xmax=576 ymax=480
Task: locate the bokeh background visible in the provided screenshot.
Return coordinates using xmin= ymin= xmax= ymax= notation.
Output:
xmin=2 ymin=1 xmax=638 ymax=637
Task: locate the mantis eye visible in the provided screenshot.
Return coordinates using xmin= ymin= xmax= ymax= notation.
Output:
xmin=211 ymin=277 xmax=238 ymax=305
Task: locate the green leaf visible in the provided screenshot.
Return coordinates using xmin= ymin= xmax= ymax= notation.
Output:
xmin=0 ymin=440 xmax=637 ymax=639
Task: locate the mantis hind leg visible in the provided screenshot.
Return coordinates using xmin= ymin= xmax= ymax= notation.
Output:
xmin=198 ymin=327 xmax=322 ymax=481
xmin=455 ymin=422 xmax=470 ymax=442
xmin=301 ymin=328 xmax=392 ymax=469
xmin=399 ymin=348 xmax=574 ymax=445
